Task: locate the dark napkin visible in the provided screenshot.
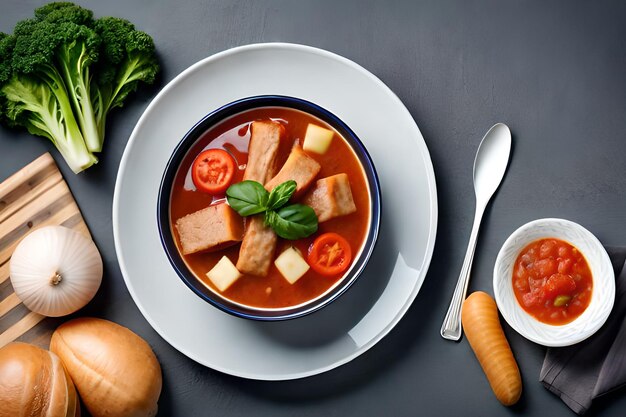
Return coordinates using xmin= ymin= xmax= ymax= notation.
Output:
xmin=540 ymin=247 xmax=626 ymax=414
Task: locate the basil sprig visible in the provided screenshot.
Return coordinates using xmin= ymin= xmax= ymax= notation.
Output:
xmin=226 ymin=180 xmax=318 ymax=240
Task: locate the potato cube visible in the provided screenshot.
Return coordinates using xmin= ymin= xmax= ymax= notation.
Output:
xmin=303 ymin=124 xmax=334 ymax=154
xmin=206 ymin=256 xmax=242 ymax=292
xmin=274 ymin=247 xmax=310 ymax=284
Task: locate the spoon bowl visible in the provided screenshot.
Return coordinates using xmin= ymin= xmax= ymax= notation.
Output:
xmin=473 ymin=123 xmax=512 ymax=202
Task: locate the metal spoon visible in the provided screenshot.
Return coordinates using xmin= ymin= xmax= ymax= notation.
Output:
xmin=440 ymin=123 xmax=512 ymax=341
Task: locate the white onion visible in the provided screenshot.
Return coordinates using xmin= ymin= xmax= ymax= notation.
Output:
xmin=10 ymin=226 xmax=103 ymax=317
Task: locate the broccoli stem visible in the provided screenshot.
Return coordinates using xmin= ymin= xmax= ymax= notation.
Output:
xmin=110 ymin=56 xmax=143 ymax=105
xmin=2 ymin=73 xmax=97 ymax=173
xmin=57 ymin=41 xmax=101 ymax=153
xmin=91 ymin=84 xmax=109 ymax=141
xmin=42 ymin=98 xmax=98 ymax=173
xmin=94 ymin=57 xmax=143 ymax=143
xmin=42 ymin=71 xmax=97 ymax=172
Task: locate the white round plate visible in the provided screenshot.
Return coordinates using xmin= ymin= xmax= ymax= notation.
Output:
xmin=494 ymin=218 xmax=615 ymax=347
xmin=113 ymin=43 xmax=438 ymax=380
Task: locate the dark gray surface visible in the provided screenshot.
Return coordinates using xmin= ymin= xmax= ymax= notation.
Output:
xmin=2 ymin=1 xmax=626 ymax=416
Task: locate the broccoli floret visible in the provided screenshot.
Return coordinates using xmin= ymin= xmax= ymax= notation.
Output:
xmin=0 ymin=30 xmax=96 ymax=173
xmin=91 ymin=17 xmax=159 ymax=144
xmin=26 ymin=4 xmax=102 ymax=152
xmin=11 ymin=18 xmax=102 ymax=156
xmin=34 ymin=2 xmax=94 ymax=26
xmin=0 ymin=33 xmax=13 ymax=84
xmin=0 ymin=26 xmax=97 ymax=173
xmin=0 ymin=33 xmax=15 ymax=125
xmin=13 ymin=13 xmax=102 ymax=152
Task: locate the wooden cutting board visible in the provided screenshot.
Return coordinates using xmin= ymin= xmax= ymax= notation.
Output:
xmin=0 ymin=153 xmax=91 ymax=349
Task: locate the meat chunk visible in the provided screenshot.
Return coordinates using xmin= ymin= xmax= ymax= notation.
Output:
xmin=243 ymin=121 xmax=284 ymax=184
xmin=264 ymin=146 xmax=321 ymax=196
xmin=236 ymin=216 xmax=278 ymax=276
xmin=175 ymin=203 xmax=244 ymax=255
xmin=302 ymin=173 xmax=357 ymax=222
xmin=237 ymin=120 xmax=285 ymax=276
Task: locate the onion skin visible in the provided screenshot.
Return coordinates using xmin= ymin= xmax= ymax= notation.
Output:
xmin=461 ymin=291 xmax=522 ymax=406
xmin=0 ymin=342 xmax=80 ymax=417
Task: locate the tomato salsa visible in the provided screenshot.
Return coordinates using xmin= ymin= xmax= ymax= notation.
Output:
xmin=512 ymin=238 xmax=593 ymax=325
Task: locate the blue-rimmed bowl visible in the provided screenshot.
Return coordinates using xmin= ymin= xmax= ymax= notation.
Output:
xmin=157 ymin=95 xmax=381 ymax=321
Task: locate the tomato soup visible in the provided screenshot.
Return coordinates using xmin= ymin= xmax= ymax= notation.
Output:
xmin=169 ymin=107 xmax=371 ymax=309
xmin=512 ymin=238 xmax=593 ymax=325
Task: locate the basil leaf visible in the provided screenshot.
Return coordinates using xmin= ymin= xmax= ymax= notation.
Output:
xmin=267 ymin=180 xmax=297 ymax=211
xmin=226 ymin=180 xmax=269 ymax=216
xmin=266 ymin=204 xmax=318 ymax=240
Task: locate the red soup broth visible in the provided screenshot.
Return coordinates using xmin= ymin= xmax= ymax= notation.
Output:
xmin=169 ymin=107 xmax=371 ymax=309
xmin=512 ymin=238 xmax=593 ymax=325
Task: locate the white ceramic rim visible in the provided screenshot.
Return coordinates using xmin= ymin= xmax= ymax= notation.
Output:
xmin=493 ymin=218 xmax=615 ymax=347
xmin=112 ymin=42 xmax=438 ymax=379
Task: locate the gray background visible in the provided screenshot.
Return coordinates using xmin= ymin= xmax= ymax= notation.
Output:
xmin=2 ymin=1 xmax=626 ymax=416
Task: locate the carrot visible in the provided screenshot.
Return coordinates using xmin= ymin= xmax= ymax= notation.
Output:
xmin=461 ymin=291 xmax=522 ymax=406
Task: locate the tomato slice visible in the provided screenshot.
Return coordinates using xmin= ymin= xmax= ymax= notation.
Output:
xmin=308 ymin=233 xmax=352 ymax=276
xmin=191 ymin=149 xmax=235 ymax=194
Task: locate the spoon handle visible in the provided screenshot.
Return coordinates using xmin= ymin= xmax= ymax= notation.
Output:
xmin=440 ymin=204 xmax=485 ymax=341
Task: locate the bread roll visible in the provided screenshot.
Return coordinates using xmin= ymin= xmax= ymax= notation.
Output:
xmin=0 ymin=342 xmax=79 ymax=417
xmin=50 ymin=318 xmax=162 ymax=417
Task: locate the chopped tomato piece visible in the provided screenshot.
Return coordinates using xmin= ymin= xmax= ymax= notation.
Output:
xmin=543 ymin=273 xmax=577 ymax=300
xmin=307 ymin=233 xmax=352 ymax=276
xmin=522 ymin=291 xmax=541 ymax=308
xmin=531 ymin=259 xmax=557 ymax=278
xmin=191 ymin=149 xmax=235 ymax=194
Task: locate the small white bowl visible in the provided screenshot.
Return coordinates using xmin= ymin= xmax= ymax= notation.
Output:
xmin=493 ymin=218 xmax=615 ymax=347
